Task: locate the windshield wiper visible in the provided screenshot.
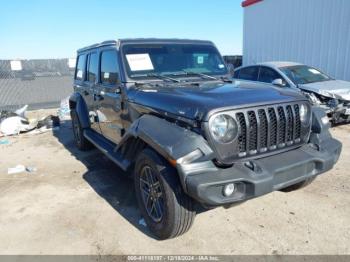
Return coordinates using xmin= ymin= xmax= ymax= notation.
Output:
xmin=146 ymin=73 xmax=181 ymax=83
xmin=181 ymin=70 xmax=219 ymax=80
xmin=180 ymin=70 xmax=232 ymax=83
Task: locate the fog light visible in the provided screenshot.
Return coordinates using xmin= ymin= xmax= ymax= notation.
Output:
xmin=223 ymin=183 xmax=236 ymax=197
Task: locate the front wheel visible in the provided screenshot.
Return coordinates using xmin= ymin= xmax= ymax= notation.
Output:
xmin=134 ymin=148 xmax=196 ymax=240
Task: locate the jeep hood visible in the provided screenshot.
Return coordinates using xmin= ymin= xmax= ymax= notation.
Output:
xmin=299 ymin=80 xmax=350 ymax=101
xmin=128 ymin=80 xmax=306 ymax=121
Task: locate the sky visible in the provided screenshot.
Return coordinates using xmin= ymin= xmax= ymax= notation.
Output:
xmin=0 ymin=0 xmax=243 ymax=59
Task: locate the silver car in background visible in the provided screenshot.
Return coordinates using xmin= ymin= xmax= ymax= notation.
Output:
xmin=234 ymin=62 xmax=350 ymax=124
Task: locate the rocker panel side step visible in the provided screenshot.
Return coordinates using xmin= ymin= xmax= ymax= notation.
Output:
xmin=83 ymin=129 xmax=130 ymax=171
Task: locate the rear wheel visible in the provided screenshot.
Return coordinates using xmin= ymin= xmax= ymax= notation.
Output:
xmin=71 ymin=110 xmax=93 ymax=151
xmin=134 ymin=148 xmax=196 ymax=240
xmin=280 ymin=177 xmax=316 ymax=192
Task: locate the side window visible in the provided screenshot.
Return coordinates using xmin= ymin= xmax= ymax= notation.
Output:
xmin=75 ymin=54 xmax=86 ymax=80
xmin=238 ymin=66 xmax=259 ymax=81
xmin=258 ymin=67 xmax=282 ymax=83
xmin=100 ymin=50 xmax=120 ymax=85
xmin=88 ymin=53 xmax=98 ymax=83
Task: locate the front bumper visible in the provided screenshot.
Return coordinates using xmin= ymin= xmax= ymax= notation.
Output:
xmin=181 ymin=138 xmax=341 ymax=206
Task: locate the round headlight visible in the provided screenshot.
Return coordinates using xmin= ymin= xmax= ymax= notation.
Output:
xmin=209 ymin=114 xmax=238 ymax=143
xmin=299 ymin=104 xmax=309 ymax=123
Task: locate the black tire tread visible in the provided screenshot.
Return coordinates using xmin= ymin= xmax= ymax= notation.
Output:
xmin=135 ymin=148 xmax=195 ymax=239
xmin=171 ymin=183 xmax=195 ymax=238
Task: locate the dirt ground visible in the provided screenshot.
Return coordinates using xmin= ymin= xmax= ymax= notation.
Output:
xmin=0 ymin=109 xmax=349 ymax=255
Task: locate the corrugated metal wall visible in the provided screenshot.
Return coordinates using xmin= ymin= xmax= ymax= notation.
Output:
xmin=0 ymin=59 xmax=74 ymax=111
xmin=243 ymin=0 xmax=350 ymax=81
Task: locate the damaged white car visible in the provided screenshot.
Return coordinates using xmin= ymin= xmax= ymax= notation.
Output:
xmin=234 ymin=62 xmax=350 ymax=124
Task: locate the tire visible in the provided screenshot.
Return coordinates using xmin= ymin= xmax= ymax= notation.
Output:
xmin=134 ymin=148 xmax=196 ymax=240
xmin=280 ymin=177 xmax=316 ymax=192
xmin=71 ymin=110 xmax=93 ymax=151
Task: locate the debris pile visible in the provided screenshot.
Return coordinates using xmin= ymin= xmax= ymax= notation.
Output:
xmin=0 ymin=105 xmax=60 ymax=137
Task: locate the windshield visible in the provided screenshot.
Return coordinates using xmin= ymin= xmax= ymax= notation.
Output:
xmin=121 ymin=43 xmax=228 ymax=79
xmin=280 ymin=65 xmax=332 ymax=85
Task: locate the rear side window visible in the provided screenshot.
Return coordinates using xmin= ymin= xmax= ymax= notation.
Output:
xmin=258 ymin=67 xmax=282 ymax=83
xmin=75 ymin=54 xmax=86 ymax=80
xmin=88 ymin=53 xmax=98 ymax=83
xmin=238 ymin=66 xmax=259 ymax=81
xmin=100 ymin=50 xmax=120 ymax=85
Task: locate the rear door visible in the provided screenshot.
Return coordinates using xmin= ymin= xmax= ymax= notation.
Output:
xmin=74 ymin=53 xmax=99 ymax=132
xmin=85 ymin=52 xmax=101 ymax=133
xmin=94 ymin=48 xmax=124 ymax=144
xmin=74 ymin=53 xmax=88 ymax=99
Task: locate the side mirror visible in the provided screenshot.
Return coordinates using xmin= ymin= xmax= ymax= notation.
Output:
xmin=272 ymin=78 xmax=286 ymax=87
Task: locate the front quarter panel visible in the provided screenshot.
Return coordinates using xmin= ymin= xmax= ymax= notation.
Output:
xmin=124 ymin=114 xmax=214 ymax=160
xmin=118 ymin=114 xmax=215 ymax=189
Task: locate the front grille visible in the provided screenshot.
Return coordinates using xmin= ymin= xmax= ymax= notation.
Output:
xmin=236 ymin=103 xmax=303 ymax=157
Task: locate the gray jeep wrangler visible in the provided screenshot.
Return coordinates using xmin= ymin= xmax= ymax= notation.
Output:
xmin=70 ymin=38 xmax=342 ymax=239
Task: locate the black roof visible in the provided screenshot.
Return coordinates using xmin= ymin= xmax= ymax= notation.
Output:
xmin=77 ymin=38 xmax=214 ymax=53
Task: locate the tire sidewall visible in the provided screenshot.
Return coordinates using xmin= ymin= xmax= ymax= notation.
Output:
xmin=134 ymin=149 xmax=178 ymax=239
xmin=71 ymin=110 xmax=83 ymax=148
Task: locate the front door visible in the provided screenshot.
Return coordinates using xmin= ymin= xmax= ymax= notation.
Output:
xmin=95 ymin=49 xmax=123 ymax=144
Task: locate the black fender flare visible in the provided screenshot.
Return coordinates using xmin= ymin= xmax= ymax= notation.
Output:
xmin=309 ymin=106 xmax=333 ymax=149
xmin=311 ymin=106 xmax=331 ymax=135
xmin=69 ymin=92 xmax=90 ymax=129
xmin=117 ymin=115 xmax=215 ymax=188
xmin=119 ymin=114 xmax=213 ymax=161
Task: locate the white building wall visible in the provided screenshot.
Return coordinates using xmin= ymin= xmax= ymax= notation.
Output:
xmin=243 ymin=0 xmax=350 ymax=81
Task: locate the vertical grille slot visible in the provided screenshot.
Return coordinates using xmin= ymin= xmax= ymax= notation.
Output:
xmin=268 ymin=108 xmax=278 ymax=147
xmin=294 ymin=104 xmax=301 ymax=139
xmin=236 ymin=113 xmax=247 ymax=153
xmin=258 ymin=109 xmax=268 ymax=149
xmin=286 ymin=105 xmax=294 ymax=142
xmin=277 ymin=106 xmax=286 ymax=144
xmin=247 ymin=111 xmax=258 ymax=152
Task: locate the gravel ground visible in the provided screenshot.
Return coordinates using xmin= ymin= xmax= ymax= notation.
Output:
xmin=0 ymin=110 xmax=349 ymax=255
